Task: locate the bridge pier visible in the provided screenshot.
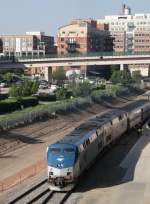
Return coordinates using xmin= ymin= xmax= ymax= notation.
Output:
xmin=44 ymin=66 xmax=52 ymax=82
xmin=120 ymin=64 xmax=124 ymax=71
xmin=120 ymin=64 xmax=129 ymax=71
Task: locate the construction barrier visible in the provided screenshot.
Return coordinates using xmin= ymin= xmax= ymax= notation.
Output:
xmin=0 ymin=160 xmax=47 ymax=192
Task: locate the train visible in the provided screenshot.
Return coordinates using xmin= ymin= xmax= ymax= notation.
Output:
xmin=47 ymin=100 xmax=150 ymax=191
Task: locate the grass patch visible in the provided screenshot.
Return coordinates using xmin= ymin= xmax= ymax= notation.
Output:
xmin=0 ymin=85 xmax=124 ymax=130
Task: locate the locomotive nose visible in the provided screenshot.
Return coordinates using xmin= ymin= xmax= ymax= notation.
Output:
xmin=47 ymin=144 xmax=77 ymax=169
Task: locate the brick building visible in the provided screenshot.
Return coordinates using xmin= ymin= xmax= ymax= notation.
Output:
xmin=111 ymin=32 xmax=126 ymax=52
xmin=0 ymin=32 xmax=54 ymax=57
xmin=57 ymin=19 xmax=113 ymax=55
xmin=56 ymin=19 xmax=113 ymax=78
xmin=134 ymin=31 xmax=150 ymax=52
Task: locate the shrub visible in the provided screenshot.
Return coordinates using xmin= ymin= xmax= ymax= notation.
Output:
xmin=0 ymin=93 xmax=9 ymax=101
xmin=0 ymin=100 xmax=20 ymax=114
xmin=92 ymin=84 xmax=106 ymax=91
xmin=74 ymin=81 xmax=92 ymax=97
xmin=0 ymin=97 xmax=39 ymax=114
xmin=37 ymin=93 xmax=56 ymax=102
xmin=67 ymin=81 xmax=92 ymax=97
xmin=20 ymin=97 xmax=39 ymax=108
xmin=9 ymin=80 xmax=39 ymax=100
xmin=56 ymin=88 xmax=67 ymax=100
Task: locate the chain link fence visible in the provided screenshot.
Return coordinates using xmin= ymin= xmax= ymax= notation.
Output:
xmin=0 ymin=86 xmax=128 ymax=131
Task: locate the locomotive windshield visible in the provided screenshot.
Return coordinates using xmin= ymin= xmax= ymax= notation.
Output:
xmin=63 ymin=148 xmax=74 ymax=153
xmin=47 ymin=143 xmax=78 ymax=168
xmin=49 ymin=148 xmax=61 ymax=154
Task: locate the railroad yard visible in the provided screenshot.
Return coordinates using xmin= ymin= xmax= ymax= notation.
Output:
xmin=0 ymin=89 xmax=150 ymax=204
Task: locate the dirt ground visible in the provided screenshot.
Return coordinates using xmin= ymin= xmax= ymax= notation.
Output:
xmin=0 ymin=89 xmax=147 ymax=202
xmin=0 ymin=93 xmax=138 ymax=157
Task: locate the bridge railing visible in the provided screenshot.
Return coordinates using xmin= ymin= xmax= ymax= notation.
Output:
xmin=1 ymin=51 xmax=150 ymax=62
xmin=17 ymin=51 xmax=150 ymax=60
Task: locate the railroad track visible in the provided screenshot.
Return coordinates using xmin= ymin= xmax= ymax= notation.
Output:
xmin=5 ymin=128 xmax=140 ymax=204
xmin=0 ymin=95 xmax=139 ymax=156
xmin=7 ymin=180 xmax=72 ymax=204
xmin=0 ymin=121 xmax=75 ymax=156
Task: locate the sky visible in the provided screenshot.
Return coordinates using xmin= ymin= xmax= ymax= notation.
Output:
xmin=0 ymin=0 xmax=150 ymax=37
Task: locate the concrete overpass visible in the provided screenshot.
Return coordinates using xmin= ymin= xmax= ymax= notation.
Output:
xmin=0 ymin=54 xmax=150 ymax=69
xmin=0 ymin=53 xmax=150 ymax=81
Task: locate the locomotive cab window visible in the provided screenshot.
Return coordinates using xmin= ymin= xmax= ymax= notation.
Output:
xmin=49 ymin=148 xmax=61 ymax=153
xmin=63 ymin=148 xmax=74 ymax=153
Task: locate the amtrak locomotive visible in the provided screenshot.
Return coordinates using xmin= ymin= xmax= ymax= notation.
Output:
xmin=47 ymin=100 xmax=150 ymax=191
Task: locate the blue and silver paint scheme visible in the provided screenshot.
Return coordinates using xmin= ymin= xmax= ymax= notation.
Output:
xmin=47 ymin=143 xmax=78 ymax=191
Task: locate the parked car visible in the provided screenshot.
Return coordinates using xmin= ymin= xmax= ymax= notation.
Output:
xmin=0 ymin=81 xmax=10 ymax=88
xmin=39 ymin=84 xmax=48 ymax=89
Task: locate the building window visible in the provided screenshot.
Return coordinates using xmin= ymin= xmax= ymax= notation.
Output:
xmin=80 ymin=44 xmax=85 ymax=48
xmin=61 ymin=38 xmax=64 ymax=42
xmin=69 ymin=31 xmax=76 ymax=34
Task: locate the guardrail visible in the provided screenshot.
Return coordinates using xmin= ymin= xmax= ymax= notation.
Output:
xmin=1 ymin=51 xmax=150 ymax=62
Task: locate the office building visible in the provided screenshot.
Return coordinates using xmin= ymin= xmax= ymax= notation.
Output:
xmin=0 ymin=31 xmax=54 ymax=57
xmin=98 ymin=4 xmax=150 ymax=53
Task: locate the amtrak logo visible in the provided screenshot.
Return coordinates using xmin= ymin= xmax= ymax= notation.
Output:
xmin=57 ymin=157 xmax=64 ymax=162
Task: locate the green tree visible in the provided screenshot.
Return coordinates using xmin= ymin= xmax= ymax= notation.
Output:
xmin=122 ymin=70 xmax=132 ymax=85
xmin=110 ymin=70 xmax=122 ymax=84
xmin=9 ymin=85 xmax=23 ymax=100
xmin=110 ymin=69 xmax=132 ymax=85
xmin=4 ymin=72 xmax=14 ymax=81
xmin=52 ymin=67 xmax=66 ymax=83
xmin=22 ymin=80 xmax=33 ymax=96
xmin=132 ymin=71 xmax=142 ymax=84
xmin=22 ymin=80 xmax=39 ymax=96
xmin=31 ymin=80 xmax=39 ymax=94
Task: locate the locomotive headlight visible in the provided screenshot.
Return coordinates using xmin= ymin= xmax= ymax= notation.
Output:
xmin=57 ymin=163 xmax=64 ymax=168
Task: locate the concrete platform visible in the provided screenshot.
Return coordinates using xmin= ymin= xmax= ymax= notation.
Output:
xmin=110 ymin=132 xmax=150 ymax=204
